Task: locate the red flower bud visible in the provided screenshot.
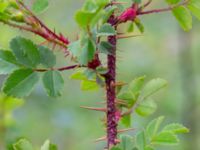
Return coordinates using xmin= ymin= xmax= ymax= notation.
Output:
xmin=118 ymin=8 xmax=137 ymax=23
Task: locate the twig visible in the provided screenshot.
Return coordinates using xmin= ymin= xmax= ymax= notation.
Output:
xmin=35 ymin=65 xmax=81 ymax=72
xmin=138 ymin=0 xmax=189 ymax=15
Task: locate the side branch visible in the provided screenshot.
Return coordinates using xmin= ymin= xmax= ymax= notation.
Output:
xmin=138 ymin=0 xmax=189 ymax=15
xmin=1 ymin=20 xmax=67 ymax=49
xmin=17 ymin=0 xmax=69 ymax=45
xmin=0 ymin=0 xmax=70 ymax=53
xmin=35 ymin=65 xmax=81 ymax=72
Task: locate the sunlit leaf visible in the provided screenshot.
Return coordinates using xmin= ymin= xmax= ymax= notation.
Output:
xmin=172 ymin=6 xmax=192 ymax=31
xmin=81 ymin=80 xmax=99 ymax=91
xmin=141 ymin=78 xmax=167 ymax=99
xmin=146 ymin=116 xmax=165 ymax=139
xmin=13 ymin=138 xmax=34 ymax=150
xmin=152 ymin=131 xmax=179 ymax=145
xmin=163 ymin=123 xmax=189 ymax=134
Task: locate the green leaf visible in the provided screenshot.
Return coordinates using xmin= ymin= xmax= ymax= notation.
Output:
xmin=97 ymin=23 xmax=116 ymax=36
xmin=144 ymin=146 xmax=154 ymax=150
xmin=75 ymin=10 xmax=95 ymax=28
xmin=42 ymin=71 xmax=64 ymax=97
xmin=172 ymin=6 xmax=192 ymax=31
xmin=136 ymin=131 xmax=146 ymax=150
xmin=96 ymin=66 xmax=108 ymax=74
xmin=163 ymin=123 xmax=189 ymax=134
xmin=141 ymin=78 xmax=167 ymax=99
xmin=165 ymin=0 xmax=181 ymax=4
xmin=136 ymin=99 xmax=157 ymax=117
xmin=13 ymin=138 xmax=34 ymax=150
xmin=81 ymin=80 xmax=99 ymax=91
xmin=74 ymin=0 xmax=109 ymax=28
xmin=96 ymin=0 xmax=109 ymax=7
xmin=10 ymin=37 xmax=40 ymax=68
xmin=32 ymin=0 xmax=49 ymax=14
xmin=3 ymin=69 xmax=39 ymax=98
xmin=98 ymin=41 xmax=114 ymax=55
xmin=38 ymin=46 xmax=56 ymax=68
xmin=0 ymin=95 xmax=23 ymax=111
xmin=68 ymin=40 xmax=81 ymax=57
xmin=41 ymin=140 xmax=57 ymax=150
xmin=83 ymin=0 xmax=98 ymax=13
xmin=152 ymin=131 xmax=179 ymax=145
xmin=0 ymin=2 xmax=9 ymax=12
xmin=119 ymin=135 xmax=134 ymax=150
xmin=129 ymin=76 xmax=145 ymax=95
xmin=117 ymin=91 xmax=136 ymax=108
xmin=135 ymin=18 xmax=144 ymax=33
xmin=127 ymin=22 xmax=134 ymax=33
xmin=70 ymin=70 xmax=87 ymax=80
xmin=79 ymin=38 xmax=96 ymax=65
xmin=121 ymin=114 xmax=131 ymax=127
xmin=102 ymin=6 xmax=117 ymax=23
xmin=96 ymin=74 xmax=105 ymax=87
xmin=187 ymin=0 xmax=200 ymax=20
xmin=146 ymin=116 xmax=165 ymax=139
xmin=0 ymin=50 xmax=19 ymax=74
xmin=84 ymin=69 xmax=96 ymax=80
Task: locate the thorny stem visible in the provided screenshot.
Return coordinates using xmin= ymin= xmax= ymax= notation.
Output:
xmin=106 ymin=14 xmax=118 ymax=149
xmin=1 ymin=20 xmax=68 ymax=49
xmin=17 ymin=0 xmax=69 ymax=45
xmin=0 ymin=0 xmax=70 ymax=54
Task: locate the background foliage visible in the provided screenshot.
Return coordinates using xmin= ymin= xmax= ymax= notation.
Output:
xmin=0 ymin=0 xmax=200 ymax=150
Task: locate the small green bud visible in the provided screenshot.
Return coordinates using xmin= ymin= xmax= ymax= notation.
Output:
xmin=8 ymin=0 xmax=19 ymax=9
xmin=11 ymin=11 xmax=25 ymax=22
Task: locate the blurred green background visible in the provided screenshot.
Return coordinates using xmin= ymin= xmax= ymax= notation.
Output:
xmin=0 ymin=0 xmax=200 ymax=150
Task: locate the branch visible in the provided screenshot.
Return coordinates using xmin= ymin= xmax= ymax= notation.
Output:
xmin=143 ymin=0 xmax=153 ymax=8
xmin=1 ymin=20 xmax=67 ymax=49
xmin=0 ymin=0 xmax=70 ymax=53
xmin=35 ymin=65 xmax=81 ymax=72
xmin=138 ymin=0 xmax=189 ymax=16
xmin=17 ymin=1 xmax=69 ymax=45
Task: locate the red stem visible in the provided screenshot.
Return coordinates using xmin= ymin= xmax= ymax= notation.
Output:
xmin=35 ymin=65 xmax=80 ymax=72
xmin=138 ymin=0 xmax=189 ymax=15
xmin=18 ymin=1 xmax=69 ymax=45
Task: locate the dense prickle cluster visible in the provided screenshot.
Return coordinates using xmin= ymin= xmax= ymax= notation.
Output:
xmin=87 ymin=55 xmax=101 ymax=69
xmin=118 ymin=7 xmax=137 ymax=23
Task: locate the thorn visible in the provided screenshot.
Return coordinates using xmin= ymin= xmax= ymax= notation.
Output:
xmin=96 ymin=101 xmax=106 ymax=105
xmin=115 ymin=139 xmax=121 ymax=143
xmin=94 ymin=136 xmax=106 ymax=143
xmin=115 ymin=100 xmax=128 ymax=106
xmin=80 ymin=106 xmax=107 ymax=112
xmin=39 ymin=40 xmax=48 ymax=46
xmin=117 ymin=34 xmax=143 ymax=39
xmin=113 ymin=82 xmax=127 ymax=87
xmin=118 ymin=128 xmax=135 ymax=133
